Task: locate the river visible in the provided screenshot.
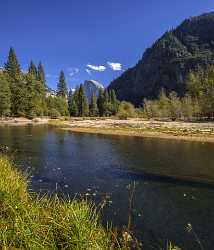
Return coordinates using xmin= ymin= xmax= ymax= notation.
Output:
xmin=0 ymin=125 xmax=214 ymax=250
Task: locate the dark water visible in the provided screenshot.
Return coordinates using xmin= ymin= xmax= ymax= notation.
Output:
xmin=0 ymin=125 xmax=214 ymax=250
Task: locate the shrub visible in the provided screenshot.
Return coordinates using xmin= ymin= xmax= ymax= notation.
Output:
xmin=49 ymin=108 xmax=61 ymax=119
xmin=117 ymin=101 xmax=136 ymax=119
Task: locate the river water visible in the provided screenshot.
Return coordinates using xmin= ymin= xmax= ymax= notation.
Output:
xmin=0 ymin=125 xmax=214 ymax=250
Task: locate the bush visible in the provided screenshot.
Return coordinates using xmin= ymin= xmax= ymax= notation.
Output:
xmin=117 ymin=101 xmax=136 ymax=119
xmin=49 ymin=108 xmax=61 ymax=119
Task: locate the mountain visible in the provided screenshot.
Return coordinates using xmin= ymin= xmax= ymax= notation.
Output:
xmin=83 ymin=80 xmax=104 ymax=100
xmin=108 ymin=12 xmax=214 ymax=105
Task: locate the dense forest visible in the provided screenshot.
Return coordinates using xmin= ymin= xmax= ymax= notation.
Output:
xmin=0 ymin=47 xmax=213 ymax=121
xmin=0 ymin=48 xmax=120 ymax=118
xmin=142 ymin=65 xmax=214 ymax=120
xmin=109 ymin=12 xmax=214 ymax=106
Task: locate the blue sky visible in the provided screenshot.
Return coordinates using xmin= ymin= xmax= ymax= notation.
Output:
xmin=0 ymin=0 xmax=214 ymax=90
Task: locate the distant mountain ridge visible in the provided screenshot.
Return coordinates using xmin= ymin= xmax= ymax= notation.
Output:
xmin=108 ymin=12 xmax=214 ymax=105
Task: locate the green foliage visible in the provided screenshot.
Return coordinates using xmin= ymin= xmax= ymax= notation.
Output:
xmin=4 ymin=47 xmax=21 ymax=79
xmin=0 ymin=74 xmax=11 ymax=116
xmin=49 ymin=108 xmax=61 ymax=119
xmin=89 ymin=93 xmax=99 ymax=116
xmin=108 ymin=12 xmax=214 ymax=105
xmin=143 ymin=65 xmax=214 ymax=120
xmin=97 ymin=89 xmax=119 ymax=117
xmin=97 ymin=89 xmax=105 ymax=116
xmin=77 ymin=84 xmax=89 ymax=116
xmin=28 ymin=60 xmax=37 ymax=78
xmin=46 ymin=96 xmax=69 ymax=117
xmin=68 ymin=90 xmax=79 ymax=117
xmin=117 ymin=101 xmax=136 ymax=119
xmin=0 ymin=47 xmax=121 ymax=119
xmin=57 ymin=70 xmax=68 ymax=98
xmin=37 ymin=62 xmax=46 ymax=86
xmin=0 ymin=157 xmax=112 ymax=249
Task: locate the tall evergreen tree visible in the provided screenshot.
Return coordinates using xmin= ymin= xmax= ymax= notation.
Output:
xmin=57 ymin=70 xmax=68 ymax=98
xmin=37 ymin=62 xmax=46 ymax=85
xmin=97 ymin=89 xmax=105 ymax=116
xmin=89 ymin=92 xmax=98 ymax=116
xmin=28 ymin=60 xmax=37 ymax=78
xmin=11 ymin=75 xmax=28 ymax=116
xmin=109 ymin=89 xmax=118 ymax=115
xmin=78 ymin=84 xmax=89 ymax=116
xmin=0 ymin=74 xmax=11 ymax=116
xmin=4 ymin=47 xmax=21 ymax=79
xmin=68 ymin=89 xmax=78 ymax=116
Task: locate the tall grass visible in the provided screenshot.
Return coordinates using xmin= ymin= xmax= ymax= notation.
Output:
xmin=0 ymin=156 xmax=182 ymax=250
xmin=0 ymin=157 xmax=113 ymax=249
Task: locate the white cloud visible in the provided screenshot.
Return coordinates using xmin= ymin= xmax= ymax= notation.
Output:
xmin=87 ymin=64 xmax=106 ymax=72
xmin=107 ymin=62 xmax=122 ymax=71
xmin=86 ymin=69 xmax=92 ymax=75
xmin=68 ymin=67 xmax=79 ymax=77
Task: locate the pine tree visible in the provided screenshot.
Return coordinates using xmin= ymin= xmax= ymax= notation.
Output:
xmin=28 ymin=60 xmax=37 ymax=78
xmin=97 ymin=89 xmax=105 ymax=116
xmin=37 ymin=62 xmax=46 ymax=85
xmin=109 ymin=89 xmax=118 ymax=115
xmin=78 ymin=84 xmax=89 ymax=116
xmin=57 ymin=70 xmax=68 ymax=98
xmin=68 ymin=90 xmax=78 ymax=116
xmin=89 ymin=92 xmax=98 ymax=116
xmin=11 ymin=75 xmax=28 ymax=116
xmin=5 ymin=47 xmax=21 ymax=79
xmin=24 ymin=73 xmax=46 ymax=118
xmin=0 ymin=74 xmax=11 ymax=116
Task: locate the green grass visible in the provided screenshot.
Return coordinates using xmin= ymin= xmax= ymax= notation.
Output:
xmin=0 ymin=156 xmax=115 ymax=249
xmin=0 ymin=156 xmax=180 ymax=250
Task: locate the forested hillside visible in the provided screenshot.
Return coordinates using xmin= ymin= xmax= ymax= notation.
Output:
xmin=108 ymin=12 xmax=214 ymax=106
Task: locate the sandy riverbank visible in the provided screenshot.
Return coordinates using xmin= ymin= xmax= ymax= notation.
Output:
xmin=0 ymin=117 xmax=49 ymax=126
xmin=59 ymin=118 xmax=214 ymax=143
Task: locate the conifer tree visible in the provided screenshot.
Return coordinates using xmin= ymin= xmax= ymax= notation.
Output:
xmin=78 ymin=84 xmax=89 ymax=116
xmin=97 ymin=89 xmax=105 ymax=116
xmin=37 ymin=62 xmax=46 ymax=85
xmin=11 ymin=76 xmax=28 ymax=116
xmin=68 ymin=90 xmax=78 ymax=116
xmin=4 ymin=47 xmax=21 ymax=79
xmin=28 ymin=60 xmax=37 ymax=78
xmin=109 ymin=89 xmax=118 ymax=115
xmin=57 ymin=70 xmax=68 ymax=98
xmin=90 ymin=92 xmax=98 ymax=116
xmin=0 ymin=74 xmax=11 ymax=116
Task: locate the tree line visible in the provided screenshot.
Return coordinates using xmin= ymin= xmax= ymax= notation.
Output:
xmin=142 ymin=65 xmax=214 ymax=120
xmin=0 ymin=47 xmax=121 ymax=118
xmin=68 ymin=86 xmax=119 ymax=117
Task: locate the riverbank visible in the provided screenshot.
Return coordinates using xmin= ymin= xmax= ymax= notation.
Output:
xmin=0 ymin=156 xmax=115 ymax=249
xmin=1 ymin=117 xmax=214 ymax=143
xmin=56 ymin=118 xmax=214 ymax=143
xmin=0 ymin=117 xmax=49 ymax=126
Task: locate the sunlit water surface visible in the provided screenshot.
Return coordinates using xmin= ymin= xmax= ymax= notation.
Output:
xmin=0 ymin=125 xmax=214 ymax=250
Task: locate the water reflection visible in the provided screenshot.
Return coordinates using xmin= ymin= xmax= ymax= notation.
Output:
xmin=0 ymin=125 xmax=214 ymax=250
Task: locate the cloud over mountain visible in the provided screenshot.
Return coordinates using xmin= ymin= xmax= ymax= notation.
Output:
xmin=87 ymin=64 xmax=106 ymax=72
xmin=107 ymin=62 xmax=122 ymax=71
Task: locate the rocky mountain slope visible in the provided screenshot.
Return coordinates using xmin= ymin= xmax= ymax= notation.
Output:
xmin=83 ymin=80 xmax=104 ymax=100
xmin=108 ymin=12 xmax=214 ymax=105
